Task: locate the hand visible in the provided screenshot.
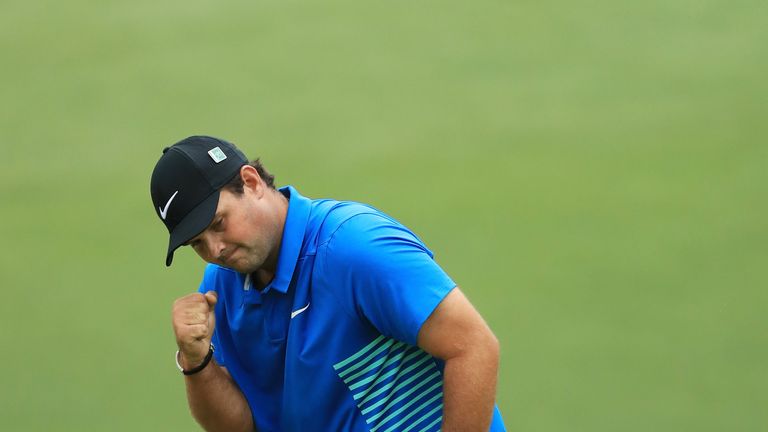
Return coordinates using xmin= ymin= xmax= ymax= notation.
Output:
xmin=172 ymin=291 xmax=218 ymax=369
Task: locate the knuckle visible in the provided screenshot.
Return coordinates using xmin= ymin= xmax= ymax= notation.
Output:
xmin=189 ymin=324 xmax=208 ymax=339
xmin=174 ymin=293 xmax=205 ymax=305
xmin=173 ymin=294 xmax=206 ymax=312
xmin=188 ymin=311 xmax=207 ymax=324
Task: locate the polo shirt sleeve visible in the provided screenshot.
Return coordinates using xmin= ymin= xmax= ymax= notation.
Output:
xmin=198 ymin=264 xmax=226 ymax=367
xmin=319 ymin=212 xmax=457 ymax=346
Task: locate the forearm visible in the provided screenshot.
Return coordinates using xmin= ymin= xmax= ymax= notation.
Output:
xmin=182 ymin=359 xmax=254 ymax=432
xmin=440 ymin=336 xmax=500 ymax=431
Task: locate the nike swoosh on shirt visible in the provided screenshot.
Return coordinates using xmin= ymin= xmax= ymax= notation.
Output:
xmin=291 ymin=303 xmax=310 ymax=319
xmin=159 ymin=190 xmax=179 ymax=220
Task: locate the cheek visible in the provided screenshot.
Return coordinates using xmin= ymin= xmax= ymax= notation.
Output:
xmin=192 ymin=246 xmax=212 ymax=262
xmin=231 ymin=204 xmax=274 ymax=250
xmin=242 ymin=210 xmax=269 ymax=243
xmin=228 ymin=220 xmax=259 ymax=248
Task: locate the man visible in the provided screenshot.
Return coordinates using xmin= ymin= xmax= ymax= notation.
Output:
xmin=150 ymin=135 xmax=506 ymax=431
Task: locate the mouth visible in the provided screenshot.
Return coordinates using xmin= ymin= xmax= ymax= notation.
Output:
xmin=218 ymin=247 xmax=236 ymax=264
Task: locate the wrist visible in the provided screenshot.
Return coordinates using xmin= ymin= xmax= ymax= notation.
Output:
xmin=177 ymin=351 xmax=203 ymax=369
xmin=175 ymin=344 xmax=214 ymax=375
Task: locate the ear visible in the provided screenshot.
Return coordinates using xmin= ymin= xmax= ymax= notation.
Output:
xmin=239 ymin=165 xmax=265 ymax=198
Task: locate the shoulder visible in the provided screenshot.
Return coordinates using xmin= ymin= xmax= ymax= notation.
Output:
xmin=312 ymin=201 xmax=397 ymax=246
xmin=317 ymin=205 xmax=433 ymax=270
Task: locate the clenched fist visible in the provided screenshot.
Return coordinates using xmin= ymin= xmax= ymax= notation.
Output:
xmin=172 ymin=291 xmax=218 ymax=369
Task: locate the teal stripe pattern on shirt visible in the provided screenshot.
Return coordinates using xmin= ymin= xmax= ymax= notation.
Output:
xmin=333 ymin=335 xmax=443 ymax=432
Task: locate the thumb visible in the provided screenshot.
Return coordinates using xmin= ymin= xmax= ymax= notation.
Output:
xmin=204 ymin=290 xmax=218 ymax=309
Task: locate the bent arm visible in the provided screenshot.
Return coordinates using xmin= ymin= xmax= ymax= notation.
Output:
xmin=417 ymin=287 xmax=500 ymax=431
xmin=181 ymin=358 xmax=255 ymax=432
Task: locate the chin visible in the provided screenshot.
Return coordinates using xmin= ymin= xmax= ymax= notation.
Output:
xmin=223 ymin=251 xmax=265 ymax=274
xmin=229 ymin=260 xmax=259 ymax=275
xmin=225 ymin=263 xmax=249 ymax=274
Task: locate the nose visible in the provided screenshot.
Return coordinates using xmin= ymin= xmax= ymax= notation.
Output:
xmin=199 ymin=234 xmax=226 ymax=262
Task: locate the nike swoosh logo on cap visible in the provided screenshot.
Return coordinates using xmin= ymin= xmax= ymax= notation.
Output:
xmin=159 ymin=190 xmax=179 ymax=220
xmin=291 ymin=303 xmax=310 ymax=319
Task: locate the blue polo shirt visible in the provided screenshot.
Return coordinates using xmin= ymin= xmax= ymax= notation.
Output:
xmin=199 ymin=186 xmax=506 ymax=431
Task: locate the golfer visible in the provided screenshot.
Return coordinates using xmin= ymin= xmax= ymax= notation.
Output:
xmin=150 ymin=136 xmax=506 ymax=431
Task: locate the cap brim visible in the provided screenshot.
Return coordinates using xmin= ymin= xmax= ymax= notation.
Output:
xmin=165 ymin=191 xmax=221 ymax=266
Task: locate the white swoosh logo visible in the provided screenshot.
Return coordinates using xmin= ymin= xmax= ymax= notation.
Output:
xmin=159 ymin=190 xmax=179 ymax=220
xmin=291 ymin=303 xmax=310 ymax=319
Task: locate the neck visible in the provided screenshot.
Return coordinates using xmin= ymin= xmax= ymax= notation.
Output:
xmin=252 ymin=188 xmax=289 ymax=289
xmin=251 ymin=269 xmax=272 ymax=291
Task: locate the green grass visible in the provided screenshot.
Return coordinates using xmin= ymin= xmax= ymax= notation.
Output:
xmin=1 ymin=0 xmax=766 ymax=430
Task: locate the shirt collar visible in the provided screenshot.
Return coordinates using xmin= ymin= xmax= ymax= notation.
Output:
xmin=257 ymin=185 xmax=311 ymax=294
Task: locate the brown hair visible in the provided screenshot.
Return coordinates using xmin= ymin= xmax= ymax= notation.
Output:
xmin=224 ymin=159 xmax=276 ymax=194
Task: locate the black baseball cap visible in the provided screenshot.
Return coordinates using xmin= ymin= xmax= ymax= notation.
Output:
xmin=150 ymin=135 xmax=248 ymax=266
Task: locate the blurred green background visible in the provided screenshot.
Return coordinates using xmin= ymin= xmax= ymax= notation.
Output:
xmin=1 ymin=0 xmax=766 ymax=430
